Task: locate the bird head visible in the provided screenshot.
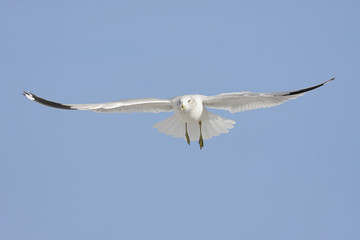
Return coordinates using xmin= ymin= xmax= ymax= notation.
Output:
xmin=178 ymin=96 xmax=195 ymax=112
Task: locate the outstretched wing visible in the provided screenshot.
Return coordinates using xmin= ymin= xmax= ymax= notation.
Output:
xmin=202 ymin=78 xmax=334 ymax=113
xmin=23 ymin=91 xmax=173 ymax=113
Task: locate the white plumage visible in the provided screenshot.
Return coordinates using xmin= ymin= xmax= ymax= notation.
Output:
xmin=23 ymin=78 xmax=334 ymax=149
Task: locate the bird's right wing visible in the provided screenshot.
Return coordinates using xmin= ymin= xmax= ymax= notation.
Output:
xmin=23 ymin=91 xmax=173 ymax=113
xmin=202 ymin=78 xmax=334 ymax=113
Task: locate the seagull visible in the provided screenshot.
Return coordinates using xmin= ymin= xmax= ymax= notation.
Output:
xmin=23 ymin=78 xmax=334 ymax=149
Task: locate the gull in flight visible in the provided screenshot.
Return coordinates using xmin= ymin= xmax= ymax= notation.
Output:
xmin=23 ymin=78 xmax=334 ymax=149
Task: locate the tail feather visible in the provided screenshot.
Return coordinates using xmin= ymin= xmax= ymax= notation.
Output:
xmin=153 ymin=115 xmax=185 ymax=139
xmin=153 ymin=112 xmax=236 ymax=141
xmin=201 ymin=112 xmax=235 ymax=140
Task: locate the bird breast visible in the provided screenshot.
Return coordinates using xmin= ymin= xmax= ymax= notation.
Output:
xmin=173 ymin=96 xmax=205 ymax=123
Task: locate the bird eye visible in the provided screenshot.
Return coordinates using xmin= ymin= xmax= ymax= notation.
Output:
xmin=188 ymin=100 xmax=191 ymax=103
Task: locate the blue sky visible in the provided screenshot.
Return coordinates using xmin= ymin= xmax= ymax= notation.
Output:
xmin=1 ymin=0 xmax=359 ymax=239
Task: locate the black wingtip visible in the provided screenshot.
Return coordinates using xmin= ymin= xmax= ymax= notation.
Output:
xmin=22 ymin=91 xmax=75 ymax=110
xmin=23 ymin=91 xmax=35 ymax=100
xmin=282 ymin=77 xmax=334 ymax=96
xmin=325 ymin=77 xmax=335 ymax=83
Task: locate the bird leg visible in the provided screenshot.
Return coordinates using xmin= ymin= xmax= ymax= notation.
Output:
xmin=185 ymin=122 xmax=190 ymax=145
xmin=199 ymin=121 xmax=204 ymax=150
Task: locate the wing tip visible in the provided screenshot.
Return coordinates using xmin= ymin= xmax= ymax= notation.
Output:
xmin=22 ymin=91 xmax=35 ymax=101
xmin=22 ymin=91 xmax=75 ymax=110
xmin=283 ymin=77 xmax=335 ymax=96
xmin=328 ymin=76 xmax=335 ymax=83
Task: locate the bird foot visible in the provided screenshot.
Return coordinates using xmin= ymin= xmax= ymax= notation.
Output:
xmin=199 ymin=135 xmax=204 ymax=150
xmin=186 ymin=132 xmax=190 ymax=145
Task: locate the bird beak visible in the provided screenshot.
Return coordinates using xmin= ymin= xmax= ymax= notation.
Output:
xmin=181 ymin=104 xmax=184 ymax=110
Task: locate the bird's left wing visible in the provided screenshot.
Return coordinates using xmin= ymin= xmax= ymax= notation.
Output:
xmin=202 ymin=78 xmax=334 ymax=113
xmin=23 ymin=91 xmax=173 ymax=113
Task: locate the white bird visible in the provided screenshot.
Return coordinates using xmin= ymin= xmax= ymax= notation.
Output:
xmin=23 ymin=78 xmax=334 ymax=149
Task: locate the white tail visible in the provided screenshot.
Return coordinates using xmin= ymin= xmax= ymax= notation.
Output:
xmin=153 ymin=112 xmax=236 ymax=141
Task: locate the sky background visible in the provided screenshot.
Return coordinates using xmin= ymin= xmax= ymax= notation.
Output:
xmin=1 ymin=0 xmax=360 ymax=239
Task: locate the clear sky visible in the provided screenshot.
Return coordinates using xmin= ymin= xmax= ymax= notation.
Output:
xmin=1 ymin=0 xmax=359 ymax=239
